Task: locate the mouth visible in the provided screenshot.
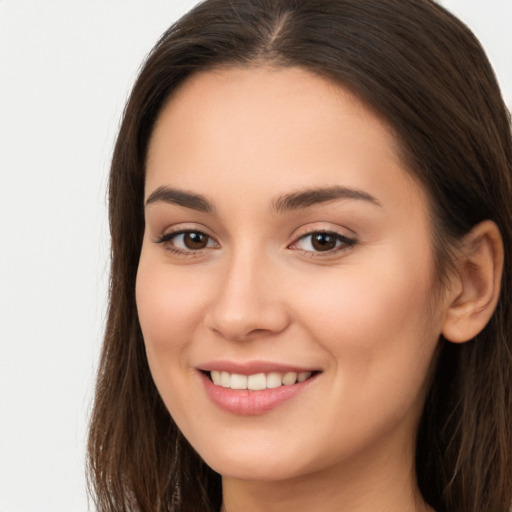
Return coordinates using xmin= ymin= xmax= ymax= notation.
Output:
xmin=196 ymin=361 xmax=322 ymax=416
xmin=203 ymin=370 xmax=319 ymax=390
xmin=198 ymin=365 xmax=321 ymax=415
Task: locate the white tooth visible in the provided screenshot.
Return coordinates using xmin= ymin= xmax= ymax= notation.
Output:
xmin=298 ymin=371 xmax=312 ymax=383
xmin=211 ymin=370 xmax=221 ymax=385
xmin=220 ymin=371 xmax=231 ymax=388
xmin=230 ymin=373 xmax=248 ymax=390
xmin=266 ymin=372 xmax=283 ymax=389
xmin=247 ymin=373 xmax=267 ymax=391
xmin=282 ymin=372 xmax=298 ymax=386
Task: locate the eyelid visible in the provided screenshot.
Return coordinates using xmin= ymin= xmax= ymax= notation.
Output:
xmin=151 ymin=223 xmax=357 ymax=257
xmin=152 ymin=224 xmax=220 ymax=256
xmin=152 ymin=222 xmax=217 ymax=242
xmin=292 ymin=222 xmax=356 ymax=239
xmin=288 ymin=225 xmax=358 ymax=255
xmin=156 ymin=230 xmax=218 ymax=246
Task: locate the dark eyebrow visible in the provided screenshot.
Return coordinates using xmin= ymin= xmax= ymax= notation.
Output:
xmin=271 ymin=186 xmax=381 ymax=213
xmin=145 ymin=186 xmax=214 ymax=213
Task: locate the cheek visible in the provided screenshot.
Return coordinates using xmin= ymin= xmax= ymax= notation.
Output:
xmin=296 ymin=261 xmax=433 ymax=339
xmin=135 ymin=253 xmax=212 ymax=431
xmin=135 ymin=252 xmax=207 ymax=369
xmin=292 ymin=251 xmax=440 ymax=404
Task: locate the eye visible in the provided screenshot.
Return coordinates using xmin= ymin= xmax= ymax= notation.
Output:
xmin=155 ymin=230 xmax=218 ymax=253
xmin=290 ymin=231 xmax=357 ymax=254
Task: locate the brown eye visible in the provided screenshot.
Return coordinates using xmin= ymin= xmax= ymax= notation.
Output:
xmin=183 ymin=231 xmax=209 ymax=249
xmin=310 ymin=233 xmax=338 ymax=251
xmin=291 ymin=231 xmax=357 ymax=254
xmin=156 ymin=230 xmax=218 ymax=252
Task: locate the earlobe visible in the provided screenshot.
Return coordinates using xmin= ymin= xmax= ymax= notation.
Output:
xmin=442 ymin=220 xmax=504 ymax=344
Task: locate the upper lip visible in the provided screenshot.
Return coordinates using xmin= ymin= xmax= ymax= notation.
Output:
xmin=197 ymin=360 xmax=320 ymax=375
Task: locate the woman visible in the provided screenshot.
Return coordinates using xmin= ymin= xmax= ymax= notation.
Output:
xmin=87 ymin=1 xmax=512 ymax=511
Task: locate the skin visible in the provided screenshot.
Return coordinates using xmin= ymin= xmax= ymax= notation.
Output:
xmin=136 ymin=66 xmax=462 ymax=512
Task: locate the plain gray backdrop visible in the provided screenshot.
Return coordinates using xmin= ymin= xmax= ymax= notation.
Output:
xmin=0 ymin=1 xmax=510 ymax=511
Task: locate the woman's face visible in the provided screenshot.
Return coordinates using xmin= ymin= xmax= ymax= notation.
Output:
xmin=136 ymin=66 xmax=448 ymax=482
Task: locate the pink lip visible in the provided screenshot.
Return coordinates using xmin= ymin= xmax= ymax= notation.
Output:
xmin=198 ymin=365 xmax=319 ymax=416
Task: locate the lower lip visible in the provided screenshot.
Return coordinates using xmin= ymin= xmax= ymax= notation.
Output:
xmin=200 ymin=372 xmax=317 ymax=415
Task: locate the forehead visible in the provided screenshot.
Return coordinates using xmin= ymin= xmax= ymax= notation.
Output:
xmin=145 ymin=65 xmax=426 ymax=218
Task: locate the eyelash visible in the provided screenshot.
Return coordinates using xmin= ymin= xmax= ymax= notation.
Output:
xmin=154 ymin=229 xmax=357 ymax=257
xmin=290 ymin=230 xmax=357 ymax=256
xmin=154 ymin=230 xmax=218 ymax=257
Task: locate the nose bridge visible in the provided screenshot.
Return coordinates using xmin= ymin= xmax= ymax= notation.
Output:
xmin=206 ymin=243 xmax=289 ymax=340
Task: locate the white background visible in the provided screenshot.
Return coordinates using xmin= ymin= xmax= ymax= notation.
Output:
xmin=0 ymin=1 xmax=510 ymax=511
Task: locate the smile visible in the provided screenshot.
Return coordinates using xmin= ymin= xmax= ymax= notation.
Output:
xmin=199 ymin=365 xmax=320 ymax=415
xmin=210 ymin=370 xmax=313 ymax=390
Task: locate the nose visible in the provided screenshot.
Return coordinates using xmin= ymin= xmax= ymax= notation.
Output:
xmin=204 ymin=249 xmax=290 ymax=341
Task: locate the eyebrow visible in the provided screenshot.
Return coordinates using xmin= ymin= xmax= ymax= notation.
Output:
xmin=144 ymin=184 xmax=381 ymax=213
xmin=145 ymin=186 xmax=214 ymax=212
xmin=271 ymin=186 xmax=381 ymax=212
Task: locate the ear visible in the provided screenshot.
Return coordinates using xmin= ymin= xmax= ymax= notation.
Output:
xmin=442 ymin=220 xmax=504 ymax=344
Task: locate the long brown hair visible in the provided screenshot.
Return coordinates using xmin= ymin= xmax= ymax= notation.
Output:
xmin=87 ymin=1 xmax=512 ymax=511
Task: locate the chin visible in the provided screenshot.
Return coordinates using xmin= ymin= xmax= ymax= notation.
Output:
xmin=204 ymin=453 xmax=307 ymax=482
xmin=186 ymin=430 xmax=325 ymax=483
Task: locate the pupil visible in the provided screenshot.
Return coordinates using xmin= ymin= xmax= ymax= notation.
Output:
xmin=312 ymin=233 xmax=336 ymax=251
xmin=185 ymin=232 xmax=207 ymax=249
